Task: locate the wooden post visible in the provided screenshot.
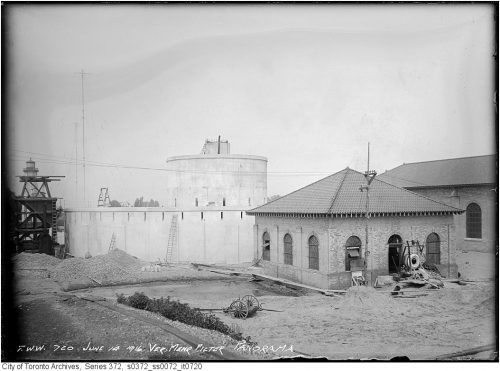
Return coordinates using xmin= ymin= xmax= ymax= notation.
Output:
xmin=276 ymin=225 xmax=279 ymax=278
xmin=447 ymin=224 xmax=451 ymax=278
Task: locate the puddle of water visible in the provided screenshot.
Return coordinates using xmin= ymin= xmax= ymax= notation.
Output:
xmin=86 ymin=278 xmax=303 ymax=303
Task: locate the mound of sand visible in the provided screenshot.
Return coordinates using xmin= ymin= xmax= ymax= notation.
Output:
xmin=107 ymin=249 xmax=143 ymax=270
xmin=13 ymin=252 xmax=61 ymax=270
xmin=338 ymin=285 xmax=410 ymax=314
xmin=13 ymin=249 xmax=232 ymax=291
xmin=50 ymin=250 xmax=141 ymax=285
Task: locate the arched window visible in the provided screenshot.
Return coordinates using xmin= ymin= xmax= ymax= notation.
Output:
xmin=426 ymin=233 xmax=440 ymax=265
xmin=262 ymin=232 xmax=270 ymax=261
xmin=388 ymin=234 xmax=403 ymax=274
xmin=223 ymin=198 xmax=226 ymax=207
xmin=308 ymin=235 xmax=319 ymax=270
xmin=466 ymin=203 xmax=482 ymax=238
xmin=345 ymin=236 xmax=362 ymax=271
xmin=195 ymin=198 xmax=198 ymax=207
xmin=284 ymin=234 xmax=293 ymax=265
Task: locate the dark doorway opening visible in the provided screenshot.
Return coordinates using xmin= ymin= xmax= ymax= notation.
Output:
xmin=388 ymin=234 xmax=403 ymax=274
xmin=262 ymin=231 xmax=270 ymax=261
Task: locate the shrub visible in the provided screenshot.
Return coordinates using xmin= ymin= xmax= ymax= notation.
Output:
xmin=117 ymin=292 xmax=239 ymax=340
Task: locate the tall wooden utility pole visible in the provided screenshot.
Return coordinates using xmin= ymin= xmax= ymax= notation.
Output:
xmin=74 ymin=122 xmax=78 ymax=207
xmin=359 ymin=143 xmax=376 ymax=284
xmin=78 ymin=69 xmax=91 ymax=207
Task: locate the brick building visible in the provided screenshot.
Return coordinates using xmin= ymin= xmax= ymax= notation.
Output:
xmin=379 ymin=155 xmax=497 ymax=254
xmin=247 ymin=168 xmax=463 ymax=290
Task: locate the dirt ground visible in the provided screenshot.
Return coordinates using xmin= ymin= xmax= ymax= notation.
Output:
xmin=5 ymin=251 xmax=498 ymax=361
xmin=120 ymin=280 xmax=496 ymax=360
xmin=456 ymin=250 xmax=497 ymax=281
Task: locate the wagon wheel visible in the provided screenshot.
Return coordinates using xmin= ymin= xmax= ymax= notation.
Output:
xmin=241 ymin=295 xmax=260 ymax=310
xmin=228 ymin=300 xmax=248 ymax=319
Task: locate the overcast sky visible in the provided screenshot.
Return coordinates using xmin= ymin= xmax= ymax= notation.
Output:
xmin=5 ymin=3 xmax=496 ymax=208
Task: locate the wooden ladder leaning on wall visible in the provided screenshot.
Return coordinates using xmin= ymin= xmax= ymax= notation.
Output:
xmin=165 ymin=214 xmax=178 ymax=264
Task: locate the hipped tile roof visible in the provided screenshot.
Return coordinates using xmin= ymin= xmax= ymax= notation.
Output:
xmin=378 ymin=155 xmax=497 ymax=189
xmin=247 ymin=167 xmax=463 ymax=217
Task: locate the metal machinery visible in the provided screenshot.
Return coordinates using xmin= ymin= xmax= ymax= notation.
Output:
xmin=12 ymin=159 xmax=64 ymax=254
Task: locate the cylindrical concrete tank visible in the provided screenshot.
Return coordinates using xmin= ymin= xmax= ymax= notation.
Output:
xmin=166 ymin=153 xmax=267 ymax=209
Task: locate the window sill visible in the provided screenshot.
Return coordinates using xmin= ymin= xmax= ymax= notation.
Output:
xmin=464 ymin=238 xmax=483 ymax=242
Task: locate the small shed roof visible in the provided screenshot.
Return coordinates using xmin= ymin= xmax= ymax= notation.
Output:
xmin=247 ymin=167 xmax=462 ymax=217
xmin=378 ymin=155 xmax=497 ymax=189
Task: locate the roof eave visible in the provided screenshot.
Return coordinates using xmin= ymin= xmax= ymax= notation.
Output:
xmin=249 ymin=210 xmax=461 ymax=217
xmin=405 ymin=183 xmax=497 ymax=190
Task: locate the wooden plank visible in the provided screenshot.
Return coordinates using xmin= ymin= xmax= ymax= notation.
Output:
xmin=431 ymin=343 xmax=496 ymax=360
xmin=251 ymin=273 xmax=346 ymax=295
xmin=88 ymin=276 xmax=102 ymax=285
xmin=190 ymin=263 xmax=253 ymax=278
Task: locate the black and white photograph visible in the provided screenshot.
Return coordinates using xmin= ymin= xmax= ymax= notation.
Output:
xmin=2 ymin=2 xmax=498 ymax=363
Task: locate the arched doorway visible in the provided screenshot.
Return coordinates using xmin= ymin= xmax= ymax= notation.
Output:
xmin=388 ymin=234 xmax=403 ymax=274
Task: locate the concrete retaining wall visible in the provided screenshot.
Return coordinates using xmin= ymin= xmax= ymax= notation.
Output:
xmin=65 ymin=208 xmax=255 ymax=264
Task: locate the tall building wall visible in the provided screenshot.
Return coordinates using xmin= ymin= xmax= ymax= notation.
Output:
xmin=165 ymin=154 xmax=268 ymax=209
xmin=65 ymin=208 xmax=255 ymax=264
xmin=408 ymin=185 xmax=496 ymax=254
xmin=64 ymin=140 xmax=268 ymax=264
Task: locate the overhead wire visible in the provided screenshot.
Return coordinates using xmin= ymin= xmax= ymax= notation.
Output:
xmin=8 ymin=149 xmax=332 ymax=177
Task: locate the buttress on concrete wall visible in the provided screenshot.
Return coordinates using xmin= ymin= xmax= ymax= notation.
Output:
xmin=65 ymin=208 xmax=255 ymax=264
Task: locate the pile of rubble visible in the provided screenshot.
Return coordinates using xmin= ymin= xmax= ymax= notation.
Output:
xmin=13 ymin=252 xmax=60 ymax=271
xmin=50 ymin=251 xmax=141 ymax=287
xmin=13 ymin=249 xmax=225 ymax=291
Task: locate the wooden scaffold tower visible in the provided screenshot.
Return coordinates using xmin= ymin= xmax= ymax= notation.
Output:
xmin=12 ymin=159 xmax=64 ymax=254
